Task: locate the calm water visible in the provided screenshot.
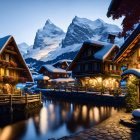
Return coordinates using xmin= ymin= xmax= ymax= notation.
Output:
xmin=0 ymin=98 xmax=122 ymax=140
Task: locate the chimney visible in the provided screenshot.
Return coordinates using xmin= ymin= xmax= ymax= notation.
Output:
xmin=107 ymin=34 xmax=116 ymax=44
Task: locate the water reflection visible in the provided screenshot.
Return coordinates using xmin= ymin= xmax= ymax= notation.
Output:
xmin=0 ymin=98 xmax=122 ymax=140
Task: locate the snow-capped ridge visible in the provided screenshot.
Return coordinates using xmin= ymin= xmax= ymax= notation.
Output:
xmin=45 ymin=19 xmax=53 ymax=25
xmin=25 ymin=17 xmax=123 ymax=63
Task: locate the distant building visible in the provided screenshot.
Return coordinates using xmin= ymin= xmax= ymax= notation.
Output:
xmin=67 ymin=39 xmax=122 ymax=89
xmin=0 ymin=35 xmax=33 ymax=94
xmin=37 ymin=60 xmax=74 ymax=88
xmin=53 ymin=59 xmax=72 ymax=70
xmin=39 ymin=65 xmax=71 ymax=79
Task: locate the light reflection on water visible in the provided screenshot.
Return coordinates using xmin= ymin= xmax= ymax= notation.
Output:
xmin=0 ymin=98 xmax=122 ymax=140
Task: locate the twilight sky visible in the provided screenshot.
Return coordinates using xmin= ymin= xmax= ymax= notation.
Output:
xmin=0 ymin=0 xmax=123 ymax=45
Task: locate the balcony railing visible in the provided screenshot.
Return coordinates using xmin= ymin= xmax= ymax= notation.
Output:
xmin=0 ymin=76 xmax=27 ymax=84
xmin=103 ymin=70 xmax=123 ymax=75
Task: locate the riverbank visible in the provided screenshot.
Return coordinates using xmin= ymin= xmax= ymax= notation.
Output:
xmin=36 ymin=89 xmax=125 ymax=107
xmin=58 ymin=111 xmax=140 ymax=140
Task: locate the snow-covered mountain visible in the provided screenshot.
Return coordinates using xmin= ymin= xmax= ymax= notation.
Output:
xmin=25 ymin=16 xmax=124 ymax=64
xmin=24 ymin=19 xmax=65 ymax=61
xmin=62 ymin=16 xmax=122 ymax=48
xmin=18 ymin=42 xmax=33 ymax=56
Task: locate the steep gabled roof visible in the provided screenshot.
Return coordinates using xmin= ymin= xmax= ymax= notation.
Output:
xmin=114 ymin=24 xmax=140 ymax=62
xmin=67 ymin=40 xmax=119 ymax=71
xmin=0 ymin=35 xmax=33 ymax=82
xmin=53 ymin=59 xmax=72 ymax=68
xmin=39 ymin=65 xmax=71 ymax=74
xmin=0 ymin=35 xmax=11 ymax=51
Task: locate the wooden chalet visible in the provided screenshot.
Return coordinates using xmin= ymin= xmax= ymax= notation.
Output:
xmin=67 ymin=38 xmax=122 ymax=89
xmin=53 ymin=60 xmax=72 ymax=70
xmin=0 ymin=35 xmax=33 ymax=94
xmin=38 ymin=64 xmax=73 ymax=88
xmin=114 ymin=24 xmax=140 ymax=102
xmin=39 ymin=65 xmax=71 ymax=79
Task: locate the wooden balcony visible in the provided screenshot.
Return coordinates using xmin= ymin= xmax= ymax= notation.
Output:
xmin=8 ymin=67 xmax=27 ymax=71
xmin=103 ymin=70 xmax=122 ymax=76
xmin=72 ymin=71 xmax=101 ymax=77
xmin=4 ymin=49 xmax=18 ymax=55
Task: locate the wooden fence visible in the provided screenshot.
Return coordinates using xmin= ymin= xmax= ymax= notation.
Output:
xmin=0 ymin=92 xmax=41 ymax=105
xmin=53 ymin=86 xmax=127 ymax=96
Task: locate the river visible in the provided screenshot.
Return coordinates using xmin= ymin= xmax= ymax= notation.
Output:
xmin=0 ymin=97 xmax=123 ymax=140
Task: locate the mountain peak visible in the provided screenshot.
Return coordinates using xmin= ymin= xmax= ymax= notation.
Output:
xmin=94 ymin=18 xmax=105 ymax=24
xmin=45 ymin=19 xmax=53 ymax=25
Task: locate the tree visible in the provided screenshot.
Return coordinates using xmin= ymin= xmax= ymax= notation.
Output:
xmin=107 ymin=0 xmax=140 ymax=37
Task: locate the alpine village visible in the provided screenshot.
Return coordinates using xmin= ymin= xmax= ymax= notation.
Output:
xmin=0 ymin=0 xmax=140 ymax=140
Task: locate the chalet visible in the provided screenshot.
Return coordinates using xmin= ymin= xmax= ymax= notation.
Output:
xmin=67 ymin=38 xmax=122 ymax=90
xmin=53 ymin=59 xmax=72 ymax=70
xmin=38 ymin=64 xmax=74 ymax=88
xmin=114 ymin=24 xmax=140 ymax=101
xmin=0 ymin=35 xmax=33 ymax=94
xmin=39 ymin=65 xmax=71 ymax=79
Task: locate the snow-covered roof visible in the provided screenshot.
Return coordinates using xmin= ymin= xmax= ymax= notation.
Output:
xmin=49 ymin=78 xmax=75 ymax=83
xmin=67 ymin=40 xmax=119 ymax=71
xmin=85 ymin=40 xmax=119 ymax=60
xmin=132 ymin=109 xmax=140 ymax=118
xmin=121 ymin=68 xmax=140 ymax=78
xmin=55 ymin=59 xmax=72 ymax=64
xmin=41 ymin=65 xmax=71 ymax=74
xmin=34 ymin=75 xmax=50 ymax=80
xmin=0 ymin=35 xmax=11 ymax=51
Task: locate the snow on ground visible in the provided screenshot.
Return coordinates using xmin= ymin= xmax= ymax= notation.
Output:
xmin=132 ymin=109 xmax=140 ymax=118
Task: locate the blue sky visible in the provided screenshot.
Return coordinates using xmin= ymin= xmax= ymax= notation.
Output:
xmin=0 ymin=0 xmax=123 ymax=45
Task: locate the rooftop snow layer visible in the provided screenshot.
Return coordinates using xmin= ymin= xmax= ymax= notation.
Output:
xmin=0 ymin=35 xmax=11 ymax=50
xmin=34 ymin=75 xmax=50 ymax=80
xmin=43 ymin=65 xmax=71 ymax=73
xmin=121 ymin=68 xmax=140 ymax=78
xmin=49 ymin=78 xmax=75 ymax=83
xmin=56 ymin=59 xmax=72 ymax=63
xmin=84 ymin=40 xmax=119 ymax=60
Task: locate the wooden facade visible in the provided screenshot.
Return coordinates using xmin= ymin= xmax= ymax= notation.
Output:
xmin=67 ymin=40 xmax=122 ymax=89
xmin=114 ymin=24 xmax=140 ymax=102
xmin=0 ymin=35 xmax=33 ymax=94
